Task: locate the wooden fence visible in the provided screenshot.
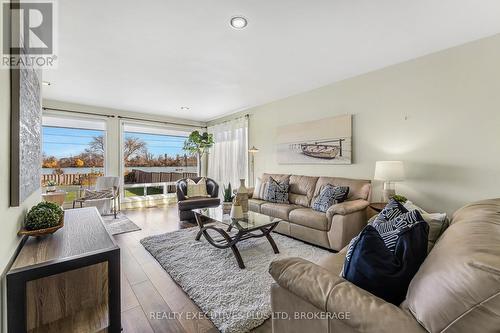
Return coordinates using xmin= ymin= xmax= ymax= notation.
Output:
xmin=127 ymin=170 xmax=197 ymax=192
xmin=41 ymin=173 xmax=103 ymax=186
xmin=41 ymin=170 xmax=198 ymax=190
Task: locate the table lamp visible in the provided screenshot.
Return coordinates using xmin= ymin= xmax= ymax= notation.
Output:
xmin=374 ymin=161 xmax=405 ymax=202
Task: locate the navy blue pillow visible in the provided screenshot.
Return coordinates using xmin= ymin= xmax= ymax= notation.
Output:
xmin=342 ymin=213 xmax=429 ymax=305
xmin=371 ymin=199 xmax=408 ymax=225
xmin=373 ymin=210 xmax=425 ymax=252
xmin=311 ymin=184 xmax=349 ymax=212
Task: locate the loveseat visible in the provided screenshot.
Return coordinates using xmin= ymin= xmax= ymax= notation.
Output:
xmin=249 ymin=173 xmax=371 ymax=251
xmin=269 ymin=198 xmax=500 ymax=333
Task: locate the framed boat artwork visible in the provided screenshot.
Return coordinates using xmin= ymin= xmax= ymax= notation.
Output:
xmin=276 ymin=114 xmax=352 ymax=165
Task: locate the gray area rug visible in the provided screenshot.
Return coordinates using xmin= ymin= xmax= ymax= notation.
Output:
xmin=140 ymin=226 xmax=330 ymax=333
xmin=102 ymin=213 xmax=141 ymax=235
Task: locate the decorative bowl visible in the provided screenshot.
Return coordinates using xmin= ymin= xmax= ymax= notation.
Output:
xmin=18 ymin=215 xmax=64 ymax=237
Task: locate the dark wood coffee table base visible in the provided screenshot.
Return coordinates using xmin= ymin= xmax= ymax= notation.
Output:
xmin=194 ymin=214 xmax=280 ymax=269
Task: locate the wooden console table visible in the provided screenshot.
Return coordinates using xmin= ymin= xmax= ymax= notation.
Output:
xmin=7 ymin=207 xmax=121 ymax=333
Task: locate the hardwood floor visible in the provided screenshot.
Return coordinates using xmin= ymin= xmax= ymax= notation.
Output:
xmin=114 ymin=205 xmax=218 ymax=333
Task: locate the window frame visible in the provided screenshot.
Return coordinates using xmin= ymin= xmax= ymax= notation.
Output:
xmin=119 ymin=119 xmax=199 ymax=203
xmin=41 ymin=112 xmax=109 ymax=205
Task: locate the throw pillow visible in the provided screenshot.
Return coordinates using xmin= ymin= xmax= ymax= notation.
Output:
xmin=424 ymin=213 xmax=449 ymax=252
xmin=371 ymin=199 xmax=408 ymax=226
xmin=368 ymin=202 xmax=449 ymax=253
xmin=252 ymin=177 xmax=271 ymax=199
xmin=342 ymin=214 xmax=429 ymax=305
xmin=343 ymin=200 xmax=415 ymax=275
xmin=403 ymin=200 xmax=428 ymax=214
xmin=403 ymin=200 xmax=448 ymax=252
xmin=259 ymin=180 xmax=270 ymax=200
xmin=373 ymin=210 xmax=426 ymax=252
xmin=84 ymin=189 xmax=113 ymax=200
xmin=252 ymin=177 xmax=263 ymax=199
xmin=187 ymin=178 xmax=209 ymax=198
xmin=264 ymin=177 xmax=289 ymax=204
xmin=311 ymin=184 xmax=350 ymax=212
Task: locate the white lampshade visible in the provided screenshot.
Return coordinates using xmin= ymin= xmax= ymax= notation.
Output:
xmin=374 ymin=161 xmax=405 ymax=181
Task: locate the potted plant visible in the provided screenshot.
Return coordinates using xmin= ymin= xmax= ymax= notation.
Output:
xmin=183 ymin=130 xmax=214 ymax=176
xmin=81 ymin=169 xmax=102 ymax=188
xmin=46 ymin=180 xmax=57 ymax=192
xmin=222 ymin=183 xmax=234 ymax=214
xmin=390 ymin=194 xmax=408 ymax=203
xmin=19 ymin=202 xmax=65 ymax=237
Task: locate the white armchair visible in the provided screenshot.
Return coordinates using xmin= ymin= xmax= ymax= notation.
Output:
xmin=73 ymin=176 xmax=120 ymax=218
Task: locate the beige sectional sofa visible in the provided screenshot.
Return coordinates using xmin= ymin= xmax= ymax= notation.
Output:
xmin=269 ymin=198 xmax=500 ymax=333
xmin=249 ymin=173 xmax=371 ymax=251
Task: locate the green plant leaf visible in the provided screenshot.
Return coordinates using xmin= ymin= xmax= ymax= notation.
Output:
xmin=183 ymin=131 xmax=215 ymax=157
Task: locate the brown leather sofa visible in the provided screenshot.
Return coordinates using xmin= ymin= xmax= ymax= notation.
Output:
xmin=269 ymin=198 xmax=500 ymax=333
xmin=176 ymin=177 xmax=220 ymax=221
xmin=249 ymin=173 xmax=371 ymax=251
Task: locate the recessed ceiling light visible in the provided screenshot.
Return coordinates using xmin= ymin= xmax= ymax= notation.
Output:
xmin=230 ymin=16 xmax=248 ymax=29
xmin=180 ymin=106 xmax=190 ymax=110
xmin=42 ymin=81 xmax=51 ymax=86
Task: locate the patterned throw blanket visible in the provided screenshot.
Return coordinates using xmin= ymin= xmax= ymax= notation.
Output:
xmin=84 ymin=189 xmax=114 ymax=200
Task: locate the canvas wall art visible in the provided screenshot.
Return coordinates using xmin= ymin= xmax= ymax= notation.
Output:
xmin=10 ymin=55 xmax=42 ymax=207
xmin=276 ymin=114 xmax=352 ymax=165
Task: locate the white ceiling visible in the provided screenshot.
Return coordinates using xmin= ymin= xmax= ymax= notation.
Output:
xmin=43 ymin=0 xmax=500 ymax=121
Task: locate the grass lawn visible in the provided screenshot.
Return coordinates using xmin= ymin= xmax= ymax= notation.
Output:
xmin=48 ymin=185 xmax=168 ymax=204
xmin=48 ymin=185 xmax=81 ymax=203
xmin=125 ymin=186 xmax=164 ymax=197
xmin=65 ymin=191 xmax=77 ymax=203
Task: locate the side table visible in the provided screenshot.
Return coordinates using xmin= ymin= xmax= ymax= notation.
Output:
xmin=367 ymin=202 xmax=388 ymax=219
xmin=369 ymin=202 xmax=388 ymax=213
xmin=42 ymin=190 xmax=67 ymax=206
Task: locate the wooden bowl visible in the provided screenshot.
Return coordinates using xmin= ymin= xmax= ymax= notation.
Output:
xmin=18 ymin=215 xmax=64 ymax=237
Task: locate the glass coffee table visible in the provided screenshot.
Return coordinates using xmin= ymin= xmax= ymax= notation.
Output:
xmin=192 ymin=206 xmax=282 ymax=269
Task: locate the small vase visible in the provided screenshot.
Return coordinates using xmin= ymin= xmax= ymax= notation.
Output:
xmin=222 ymin=202 xmax=232 ymax=214
xmin=47 ymin=186 xmax=56 ymax=193
xmin=236 ymin=179 xmax=249 ymax=213
xmin=230 ymin=204 xmax=244 ymax=219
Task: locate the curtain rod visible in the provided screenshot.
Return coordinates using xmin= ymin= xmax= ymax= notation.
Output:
xmin=208 ymin=113 xmax=249 ymax=127
xmin=43 ymin=107 xmax=115 ymax=118
xmin=117 ymin=115 xmax=203 ymax=129
xmin=42 ymin=107 xmax=204 ymax=129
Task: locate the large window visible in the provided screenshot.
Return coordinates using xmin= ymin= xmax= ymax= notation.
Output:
xmin=122 ymin=122 xmax=197 ymax=198
xmin=42 ymin=114 xmax=107 ymax=203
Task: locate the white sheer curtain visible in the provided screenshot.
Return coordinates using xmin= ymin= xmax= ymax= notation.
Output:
xmin=207 ymin=117 xmax=248 ymax=191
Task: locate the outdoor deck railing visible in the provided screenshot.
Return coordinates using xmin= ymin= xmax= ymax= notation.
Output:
xmin=41 ymin=170 xmax=198 ymax=188
xmin=41 ymin=170 xmax=198 ymax=205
